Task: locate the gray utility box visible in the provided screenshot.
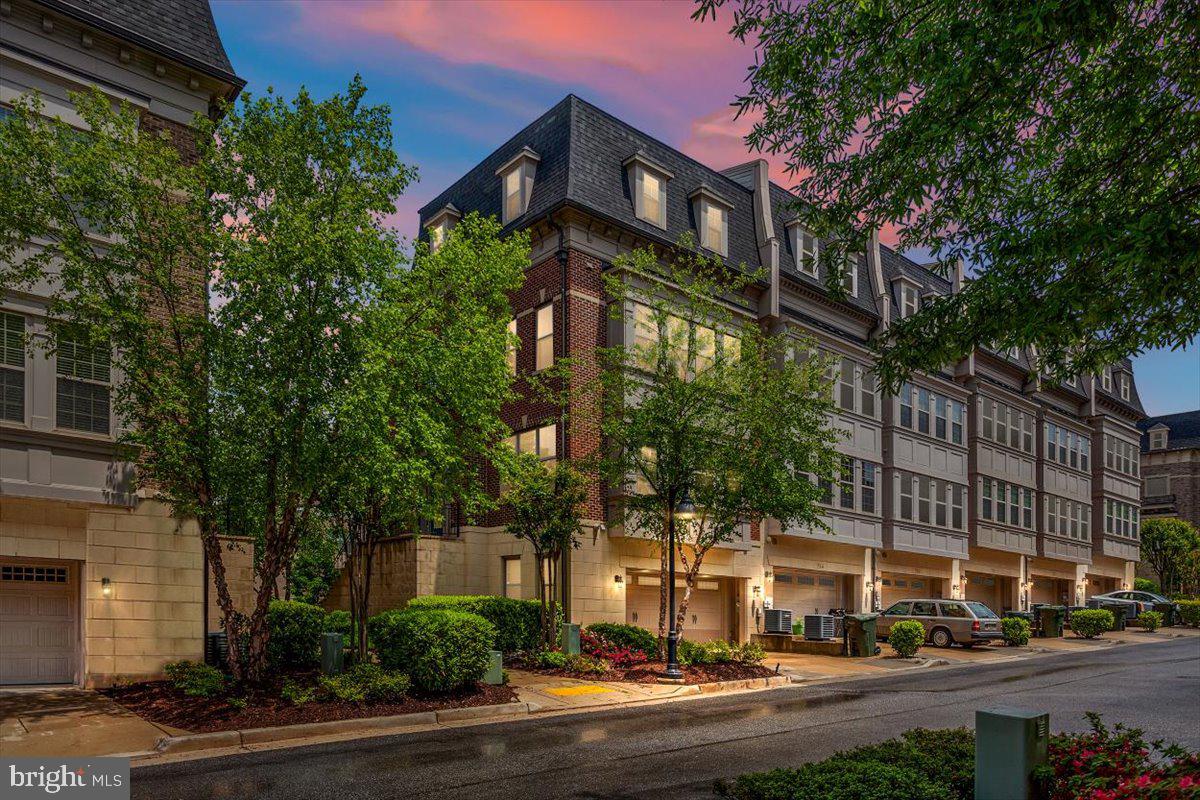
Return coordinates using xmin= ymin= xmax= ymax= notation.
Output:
xmin=321 ymin=632 xmax=345 ymax=676
xmin=975 ymin=707 xmax=1049 ymax=800
xmin=764 ymin=608 xmax=793 ymax=635
xmin=483 ymin=650 xmax=504 ymax=685
xmin=560 ymin=623 xmax=581 ymax=655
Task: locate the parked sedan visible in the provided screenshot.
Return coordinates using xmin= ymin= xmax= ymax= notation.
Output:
xmin=1089 ymin=590 xmax=1177 ymax=618
xmin=876 ymin=598 xmax=1004 ymax=648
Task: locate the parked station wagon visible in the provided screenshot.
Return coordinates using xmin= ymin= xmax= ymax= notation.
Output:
xmin=877 ymin=598 xmax=1003 ymax=648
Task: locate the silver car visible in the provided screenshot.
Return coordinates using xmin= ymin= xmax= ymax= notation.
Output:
xmin=877 ymin=598 xmax=1004 ymax=648
xmin=1089 ymin=590 xmax=1177 ymax=619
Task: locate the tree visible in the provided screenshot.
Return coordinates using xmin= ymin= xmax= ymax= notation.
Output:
xmin=594 ymin=236 xmax=840 ymax=648
xmin=502 ymin=455 xmax=587 ymax=648
xmin=695 ymin=0 xmax=1200 ymax=389
xmin=1140 ymin=518 xmax=1200 ymax=596
xmin=0 ymin=78 xmax=415 ymax=682
xmin=325 ymin=213 xmax=528 ymax=661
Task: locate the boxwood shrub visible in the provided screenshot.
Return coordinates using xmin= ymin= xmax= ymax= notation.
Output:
xmin=584 ymin=622 xmax=658 ymax=656
xmin=1069 ymin=608 xmax=1114 ymax=639
xmin=324 ymin=609 xmax=352 ymax=637
xmin=887 ymin=620 xmax=925 ymax=658
xmin=320 ymin=663 xmax=410 ymax=703
xmin=1178 ymin=600 xmax=1200 ymax=627
xmin=267 ymin=600 xmax=326 ymax=669
xmin=1002 ymin=616 xmax=1032 ymax=646
xmin=369 ymin=608 xmax=495 ymax=692
xmin=1136 ymin=610 xmax=1164 ymax=631
xmin=163 ymin=660 xmax=225 ymax=698
xmin=407 ymin=595 xmax=540 ymax=653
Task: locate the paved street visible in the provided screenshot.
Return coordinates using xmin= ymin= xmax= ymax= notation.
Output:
xmin=132 ymin=637 xmax=1200 ymax=799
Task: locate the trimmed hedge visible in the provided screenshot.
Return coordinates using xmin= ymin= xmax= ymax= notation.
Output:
xmin=584 ymin=622 xmax=658 ymax=656
xmin=1178 ymin=600 xmax=1200 ymax=627
xmin=368 ymin=608 xmax=495 ymax=692
xmin=1136 ymin=610 xmax=1164 ymax=631
xmin=1002 ymin=616 xmax=1032 ymax=646
xmin=267 ymin=600 xmax=326 ymax=669
xmin=718 ymin=728 xmax=972 ymax=800
xmin=407 ymin=595 xmax=540 ymax=653
xmin=320 ymin=663 xmax=410 ymax=702
xmin=1069 ymin=609 xmax=1113 ymax=639
xmin=888 ymin=620 xmax=925 ymax=658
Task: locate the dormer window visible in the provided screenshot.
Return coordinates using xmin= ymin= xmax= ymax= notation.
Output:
xmin=496 ymin=146 xmax=540 ymax=224
xmin=1101 ymin=368 xmax=1112 ymax=392
xmin=840 ymin=254 xmax=858 ymax=297
xmin=689 ymin=185 xmax=732 ymax=256
xmin=1119 ymin=372 xmax=1130 ymax=400
xmin=785 ymin=221 xmax=818 ymax=276
xmin=623 ymin=152 xmax=672 ymax=229
xmin=900 ymin=284 xmax=920 ymax=318
xmin=1149 ymin=428 xmax=1168 ymax=450
xmin=426 ymin=204 xmax=461 ymax=253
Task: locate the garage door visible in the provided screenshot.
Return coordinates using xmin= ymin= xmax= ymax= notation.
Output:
xmin=1031 ymin=576 xmax=1067 ymax=605
xmin=772 ymin=570 xmax=842 ymax=616
xmin=880 ymin=572 xmax=937 ymax=608
xmin=0 ymin=563 xmax=77 ymax=685
xmin=965 ymin=573 xmax=1005 ymax=613
xmin=625 ymin=574 xmax=730 ymax=643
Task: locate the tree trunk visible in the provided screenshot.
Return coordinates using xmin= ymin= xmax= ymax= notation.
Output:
xmin=657 ymin=503 xmax=670 ymax=659
xmin=198 ymin=513 xmax=247 ymax=681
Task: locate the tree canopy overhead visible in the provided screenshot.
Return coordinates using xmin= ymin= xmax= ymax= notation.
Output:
xmin=697 ymin=0 xmax=1199 ymax=388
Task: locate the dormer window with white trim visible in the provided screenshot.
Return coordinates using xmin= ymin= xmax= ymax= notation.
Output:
xmin=900 ymin=284 xmax=920 ymax=318
xmin=1149 ymin=427 xmax=1168 ymax=450
xmin=623 ymin=152 xmax=672 ymax=229
xmin=1119 ymin=372 xmax=1130 ymax=400
xmin=495 ymin=146 xmax=540 ymax=224
xmin=840 ymin=254 xmax=858 ymax=297
xmin=1101 ymin=368 xmax=1113 ymax=391
xmin=426 ymin=204 xmax=461 ymax=253
xmin=689 ymin=185 xmax=732 ymax=256
xmin=786 ymin=221 xmax=818 ymax=276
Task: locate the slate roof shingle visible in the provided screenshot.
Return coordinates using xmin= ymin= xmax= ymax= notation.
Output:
xmin=1138 ymin=410 xmax=1200 ymax=452
xmin=36 ymin=0 xmax=241 ymax=86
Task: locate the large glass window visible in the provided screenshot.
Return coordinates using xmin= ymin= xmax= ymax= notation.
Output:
xmin=815 ymin=457 xmax=881 ymax=516
xmin=895 ymin=471 xmax=966 ymax=531
xmin=1 ymin=312 xmax=24 ymax=423
xmin=897 ymin=383 xmax=964 ymax=445
xmin=535 ymin=304 xmax=554 ymax=371
xmin=1046 ymin=422 xmax=1090 ymax=471
xmin=978 ymin=478 xmax=1035 ymax=530
xmin=55 ymin=329 xmax=110 ymax=434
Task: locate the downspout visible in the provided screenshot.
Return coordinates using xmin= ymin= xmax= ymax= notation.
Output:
xmin=550 ymin=213 xmax=572 ymax=624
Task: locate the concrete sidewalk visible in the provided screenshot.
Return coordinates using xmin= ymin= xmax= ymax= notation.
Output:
xmin=0 ymin=688 xmax=182 ymax=758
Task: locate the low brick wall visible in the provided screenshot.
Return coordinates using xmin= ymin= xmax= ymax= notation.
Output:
xmin=752 ymin=633 xmax=845 ymax=656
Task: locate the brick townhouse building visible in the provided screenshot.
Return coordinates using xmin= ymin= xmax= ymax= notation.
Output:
xmin=328 ymin=94 xmax=1145 ymax=643
xmin=0 ymin=0 xmax=245 ymax=686
xmin=1139 ymin=410 xmax=1200 ymax=529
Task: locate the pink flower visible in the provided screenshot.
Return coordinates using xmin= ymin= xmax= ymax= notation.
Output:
xmin=1180 ymin=775 xmax=1195 ymax=788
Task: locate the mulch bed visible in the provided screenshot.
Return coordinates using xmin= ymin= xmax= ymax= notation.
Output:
xmin=101 ymin=675 xmax=517 ymax=734
xmin=518 ymin=659 xmax=776 ymax=685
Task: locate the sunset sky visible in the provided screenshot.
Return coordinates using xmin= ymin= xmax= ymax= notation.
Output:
xmin=210 ymin=0 xmax=1197 ymax=416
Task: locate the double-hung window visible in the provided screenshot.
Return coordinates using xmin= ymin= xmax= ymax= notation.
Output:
xmin=1 ymin=312 xmax=24 ymax=423
xmin=56 ymin=329 xmax=111 ymax=434
xmin=790 ymin=224 xmax=818 ymax=276
xmin=506 ymin=319 xmax=518 ymax=374
xmin=535 ymin=304 xmax=554 ymax=371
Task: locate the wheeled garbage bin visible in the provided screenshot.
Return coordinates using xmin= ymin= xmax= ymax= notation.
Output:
xmin=843 ymin=614 xmax=879 ymax=657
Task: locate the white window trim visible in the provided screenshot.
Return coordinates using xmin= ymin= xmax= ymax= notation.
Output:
xmin=689 ymin=186 xmax=732 ymax=257
xmin=785 ymin=220 xmax=819 ymax=277
xmin=535 ymin=303 xmax=554 ymax=372
xmin=496 ymin=146 xmax=540 ymax=224
xmin=623 ymin=152 xmax=673 ymax=229
xmin=1 ymin=310 xmax=27 ymax=425
xmin=426 ymin=204 xmax=461 ymax=252
xmin=1149 ymin=428 xmax=1168 ymax=450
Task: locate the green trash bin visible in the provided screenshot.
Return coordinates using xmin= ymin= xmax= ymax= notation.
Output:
xmin=1038 ymin=606 xmax=1065 ymax=638
xmin=1100 ymin=602 xmax=1127 ymax=631
xmin=844 ymin=613 xmax=878 ymax=657
xmin=1153 ymin=602 xmax=1177 ymax=627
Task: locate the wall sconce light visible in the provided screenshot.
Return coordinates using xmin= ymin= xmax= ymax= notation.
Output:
xmin=952 ymin=584 xmax=960 ymax=594
xmin=763 ymin=570 xmax=773 ymax=581
xmin=101 ymin=577 xmax=112 ymax=597
xmin=752 ymin=585 xmax=761 ymax=596
xmin=613 ymin=574 xmax=624 ymax=586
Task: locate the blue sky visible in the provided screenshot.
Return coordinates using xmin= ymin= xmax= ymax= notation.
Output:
xmin=209 ymin=0 xmax=1199 ymax=417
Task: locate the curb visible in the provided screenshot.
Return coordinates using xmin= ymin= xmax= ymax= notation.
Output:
xmin=153 ymin=702 xmax=530 ymax=754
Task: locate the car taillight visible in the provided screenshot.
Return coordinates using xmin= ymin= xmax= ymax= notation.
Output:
xmin=972 ymin=620 xmax=980 ymax=632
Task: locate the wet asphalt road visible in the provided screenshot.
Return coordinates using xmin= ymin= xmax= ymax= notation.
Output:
xmin=133 ymin=636 xmax=1200 ymax=800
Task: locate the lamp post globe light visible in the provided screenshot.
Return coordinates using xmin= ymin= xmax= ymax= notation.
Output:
xmin=665 ymin=488 xmax=697 ymax=680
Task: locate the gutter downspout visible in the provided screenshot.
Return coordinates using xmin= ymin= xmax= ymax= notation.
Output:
xmin=550 ymin=213 xmax=572 ymax=624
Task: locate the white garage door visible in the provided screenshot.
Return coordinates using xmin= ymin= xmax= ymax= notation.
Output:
xmin=965 ymin=573 xmax=1006 ymax=613
xmin=772 ymin=570 xmax=842 ymax=616
xmin=0 ymin=563 xmax=77 ymax=685
xmin=880 ymin=572 xmax=937 ymax=608
xmin=626 ymin=574 xmax=730 ymax=643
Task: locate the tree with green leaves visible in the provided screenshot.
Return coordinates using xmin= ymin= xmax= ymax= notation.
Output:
xmin=0 ymin=77 xmax=432 ymax=682
xmin=325 ymin=213 xmax=528 ymax=661
xmin=502 ymin=454 xmax=588 ymax=648
xmin=695 ymin=0 xmax=1199 ymax=389
xmin=594 ymin=236 xmax=840 ymax=648
xmin=1140 ymin=518 xmax=1200 ymax=596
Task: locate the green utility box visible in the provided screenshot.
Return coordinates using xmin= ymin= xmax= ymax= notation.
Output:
xmin=483 ymin=650 xmax=504 ymax=685
xmin=1153 ymin=602 xmax=1177 ymax=627
xmin=321 ymin=632 xmax=345 ymax=676
xmin=975 ymin=707 xmax=1049 ymax=800
xmin=1100 ymin=602 xmax=1127 ymax=631
xmin=843 ymin=614 xmax=878 ymax=657
xmin=1038 ymin=605 xmax=1066 ymax=638
xmin=560 ymin=623 xmax=581 ymax=655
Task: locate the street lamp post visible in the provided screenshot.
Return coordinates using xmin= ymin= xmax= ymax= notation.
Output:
xmin=665 ymin=488 xmax=697 ymax=680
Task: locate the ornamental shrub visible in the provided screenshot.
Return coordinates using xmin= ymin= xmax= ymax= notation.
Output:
xmin=679 ymin=639 xmax=739 ymax=666
xmin=1177 ymin=600 xmax=1200 ymax=627
xmin=888 ymin=620 xmax=925 ymax=658
xmin=266 ymin=600 xmax=326 ymax=669
xmin=368 ymin=608 xmax=495 ymax=692
xmin=1069 ymin=609 xmax=1114 ymax=639
xmin=564 ymin=653 xmax=609 ymax=675
xmin=733 ymin=642 xmax=766 ymax=665
xmin=1034 ymin=712 xmax=1200 ymax=800
xmin=324 ymin=610 xmax=352 ymax=637
xmin=407 ymin=595 xmax=540 ymax=653
xmin=581 ymin=631 xmax=647 ymax=667
xmin=1002 ymin=616 xmax=1032 ymax=647
xmin=584 ymin=622 xmax=657 ymax=657
xmin=163 ymin=660 xmax=225 ymax=698
xmin=320 ymin=663 xmax=410 ymax=703
xmin=534 ymin=649 xmax=568 ymax=669
xmin=1136 ymin=610 xmax=1164 ymax=631
xmin=280 ymin=677 xmax=317 ymax=706
xmin=1134 ymin=577 xmax=1160 ymax=592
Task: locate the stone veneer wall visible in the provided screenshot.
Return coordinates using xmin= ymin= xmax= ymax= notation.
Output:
xmin=1 ymin=496 xmax=204 ymax=687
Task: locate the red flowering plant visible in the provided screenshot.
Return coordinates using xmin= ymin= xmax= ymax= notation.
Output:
xmin=581 ymin=631 xmax=648 ymax=668
xmin=1034 ymin=713 xmax=1200 ymax=800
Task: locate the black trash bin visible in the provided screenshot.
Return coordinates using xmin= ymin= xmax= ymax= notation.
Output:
xmin=1038 ymin=606 xmax=1066 ymax=638
xmin=1153 ymin=602 xmax=1177 ymax=627
xmin=1100 ymin=602 xmax=1127 ymax=631
xmin=1004 ymin=610 xmax=1038 ymax=637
